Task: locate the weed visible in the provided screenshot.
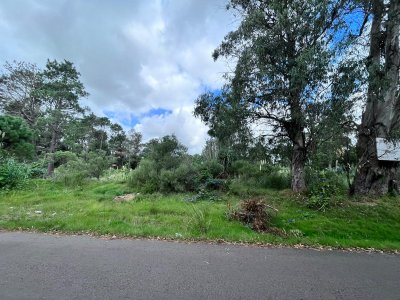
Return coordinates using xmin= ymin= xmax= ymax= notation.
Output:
xmin=187 ymin=205 xmax=211 ymax=234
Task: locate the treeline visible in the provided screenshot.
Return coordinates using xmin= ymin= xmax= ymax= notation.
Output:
xmin=1 ymin=0 xmax=399 ymax=200
xmin=0 ymin=60 xmax=142 ymax=176
xmin=0 ymin=56 xmax=355 ymax=212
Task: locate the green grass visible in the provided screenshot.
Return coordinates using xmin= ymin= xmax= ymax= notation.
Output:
xmin=0 ymin=179 xmax=400 ymax=251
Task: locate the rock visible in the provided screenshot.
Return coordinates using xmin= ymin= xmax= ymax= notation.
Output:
xmin=34 ymin=210 xmax=42 ymax=214
xmin=113 ymin=193 xmax=137 ymax=202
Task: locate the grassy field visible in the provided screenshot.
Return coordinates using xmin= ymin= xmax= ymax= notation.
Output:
xmin=0 ymin=179 xmax=400 ymax=251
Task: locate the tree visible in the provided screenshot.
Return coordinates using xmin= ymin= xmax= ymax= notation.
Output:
xmin=125 ymin=129 xmax=142 ymax=169
xmin=195 ymin=90 xmax=254 ymax=173
xmin=197 ymin=0 xmax=359 ymax=192
xmin=0 ymin=61 xmax=42 ymax=126
xmin=63 ymin=113 xmax=111 ymax=153
xmin=0 ymin=115 xmax=34 ymax=159
xmin=86 ymin=150 xmax=111 ymax=179
xmin=353 ymin=0 xmax=400 ymax=195
xmin=109 ymin=123 xmax=127 ymax=167
xmin=38 ymin=60 xmax=88 ymax=175
xmin=142 ymin=135 xmax=187 ymax=171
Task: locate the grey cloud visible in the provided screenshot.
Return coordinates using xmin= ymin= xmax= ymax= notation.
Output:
xmin=0 ymin=0 xmax=235 ymax=152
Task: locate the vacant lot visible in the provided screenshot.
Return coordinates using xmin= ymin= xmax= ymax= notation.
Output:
xmin=0 ymin=179 xmax=399 ymax=251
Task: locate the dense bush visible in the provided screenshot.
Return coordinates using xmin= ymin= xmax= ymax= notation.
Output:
xmin=230 ymin=160 xmax=290 ymax=191
xmin=306 ymin=169 xmax=347 ymax=210
xmin=127 ymin=159 xmax=159 ymax=193
xmin=128 ymin=158 xmax=226 ymax=193
xmin=0 ymin=158 xmax=31 ymax=190
xmin=55 ymin=159 xmax=89 ymax=187
xmin=85 ymin=150 xmax=111 ymax=179
xmin=54 ymin=151 xmax=111 ymax=186
xmin=197 ymin=160 xmax=224 ymax=180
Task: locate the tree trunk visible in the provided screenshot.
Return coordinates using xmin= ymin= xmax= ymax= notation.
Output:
xmin=353 ymin=0 xmax=400 ymax=195
xmin=47 ymin=129 xmax=58 ymax=176
xmin=352 ymin=135 xmax=399 ymax=195
xmin=291 ymin=131 xmax=307 ymax=193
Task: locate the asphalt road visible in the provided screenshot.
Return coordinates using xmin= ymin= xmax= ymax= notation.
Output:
xmin=0 ymin=232 xmax=399 ymax=300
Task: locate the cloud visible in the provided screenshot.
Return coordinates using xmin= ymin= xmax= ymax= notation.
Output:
xmin=134 ymin=106 xmax=208 ymax=154
xmin=0 ymin=0 xmax=235 ymax=152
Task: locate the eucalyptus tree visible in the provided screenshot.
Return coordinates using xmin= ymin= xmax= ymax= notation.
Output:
xmin=0 ymin=61 xmax=43 ymax=126
xmin=38 ymin=60 xmax=88 ymax=175
xmin=353 ymin=0 xmax=400 ymax=195
xmin=195 ymin=90 xmax=252 ymax=173
xmin=196 ymin=0 xmax=360 ymax=192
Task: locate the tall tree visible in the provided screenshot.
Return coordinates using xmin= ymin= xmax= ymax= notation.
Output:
xmin=353 ymin=0 xmax=400 ymax=195
xmin=38 ymin=60 xmax=88 ymax=175
xmin=195 ymin=90 xmax=252 ymax=173
xmin=0 ymin=61 xmax=43 ymax=126
xmin=125 ymin=129 xmax=142 ymax=169
xmin=197 ymin=0 xmax=358 ymax=192
xmin=109 ymin=123 xmax=127 ymax=167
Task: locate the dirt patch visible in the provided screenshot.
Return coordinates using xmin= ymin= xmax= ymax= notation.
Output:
xmin=113 ymin=193 xmax=138 ymax=202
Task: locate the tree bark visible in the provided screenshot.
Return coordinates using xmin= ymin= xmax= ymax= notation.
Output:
xmin=47 ymin=129 xmax=58 ymax=176
xmin=291 ymin=142 xmax=307 ymax=193
xmin=353 ymin=0 xmax=400 ymax=195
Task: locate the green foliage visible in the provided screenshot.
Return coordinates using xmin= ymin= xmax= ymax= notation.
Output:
xmin=187 ymin=204 xmax=211 ymax=234
xmin=185 ymin=189 xmax=222 ymax=202
xmin=85 ymin=150 xmax=111 ymax=179
xmin=306 ymin=169 xmax=347 ymax=210
xmin=54 ymin=150 xmax=112 ymax=186
xmin=142 ymin=135 xmax=187 ymax=171
xmin=1 ymin=179 xmax=400 ymax=250
xmin=0 ymin=115 xmax=34 ymax=159
xmin=128 ymin=152 xmax=228 ymax=193
xmin=230 ymin=160 xmax=291 ymax=192
xmin=197 ymin=159 xmax=224 ymax=180
xmin=52 ymin=151 xmax=78 ymax=166
xmin=54 ymin=159 xmax=89 ymax=187
xmin=0 ymin=158 xmax=31 ymax=189
xmin=127 ymin=159 xmax=159 ymax=193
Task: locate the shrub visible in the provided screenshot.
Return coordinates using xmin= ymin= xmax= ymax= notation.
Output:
xmin=86 ymin=150 xmax=111 ymax=179
xmin=54 ymin=159 xmax=89 ymax=187
xmin=196 ymin=160 xmax=224 ymax=180
xmin=53 ymin=151 xmax=78 ymax=166
xmin=29 ymin=160 xmax=47 ymax=179
xmin=0 ymin=158 xmax=31 ymax=190
xmin=203 ymin=178 xmax=227 ymax=191
xmin=306 ymin=169 xmax=347 ymax=210
xmin=258 ymin=171 xmax=291 ymax=190
xmin=127 ymin=159 xmax=159 ymax=193
xmin=128 ymin=155 xmax=226 ymax=194
xmin=231 ymin=160 xmax=260 ymax=178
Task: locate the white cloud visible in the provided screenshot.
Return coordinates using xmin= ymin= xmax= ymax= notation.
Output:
xmin=0 ymin=0 xmax=236 ymax=153
xmin=134 ymin=106 xmax=208 ymax=154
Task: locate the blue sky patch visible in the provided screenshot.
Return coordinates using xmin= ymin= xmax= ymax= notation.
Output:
xmin=103 ymin=107 xmax=173 ymax=128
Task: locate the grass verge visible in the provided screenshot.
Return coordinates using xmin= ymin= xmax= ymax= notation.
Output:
xmin=0 ymin=179 xmax=399 ymax=251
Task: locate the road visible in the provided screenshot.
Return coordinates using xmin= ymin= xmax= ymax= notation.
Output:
xmin=0 ymin=232 xmax=399 ymax=299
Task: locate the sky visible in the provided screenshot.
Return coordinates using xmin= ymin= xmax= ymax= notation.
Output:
xmin=0 ymin=0 xmax=236 ymax=153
